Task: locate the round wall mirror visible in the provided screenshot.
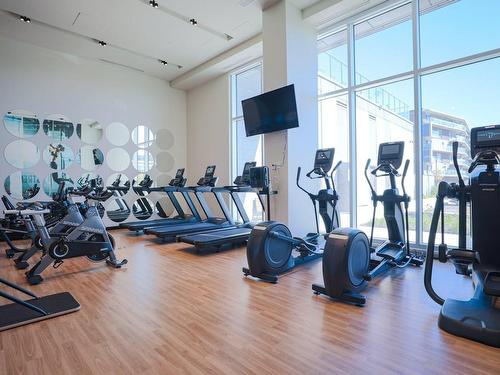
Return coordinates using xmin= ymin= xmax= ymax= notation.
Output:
xmin=5 ymin=140 xmax=40 ymax=169
xmin=132 ymin=126 xmax=155 ymax=148
xmin=132 ymin=150 xmax=154 ymax=172
xmin=156 ymin=152 xmax=174 ymax=173
xmin=106 ymin=173 xmax=130 ymax=194
xmin=132 ymin=197 xmax=154 ymax=220
xmin=77 ymin=146 xmax=104 ymax=171
xmin=155 ymin=129 xmax=174 ymax=150
xmin=43 ymin=172 xmax=74 ymax=198
xmin=76 ymin=119 xmax=103 ymax=144
xmin=105 ymin=122 xmax=129 ymax=146
xmin=132 ymin=174 xmax=154 ymax=196
xmin=76 ymin=173 xmax=103 ymax=189
xmin=4 ymin=171 xmax=40 ymax=200
xmin=106 ymin=198 xmax=130 ymax=223
xmin=3 ymin=110 xmax=40 ymax=138
xmin=42 ymin=143 xmax=74 ymax=170
xmin=43 ymin=114 xmax=74 ymax=141
xmin=107 ymin=148 xmax=130 ymax=172
xmin=155 ymin=197 xmax=175 ymax=218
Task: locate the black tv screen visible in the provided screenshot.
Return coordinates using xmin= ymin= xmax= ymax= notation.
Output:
xmin=242 ymin=84 xmax=299 ymax=137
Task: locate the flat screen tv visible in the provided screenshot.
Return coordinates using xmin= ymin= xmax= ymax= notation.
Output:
xmin=242 ymin=84 xmax=299 ymax=137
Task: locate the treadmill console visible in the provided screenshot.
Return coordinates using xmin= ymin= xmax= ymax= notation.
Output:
xmin=471 ymin=125 xmax=500 ymax=157
xmin=169 ymin=168 xmax=185 ymax=186
xmin=234 ymin=162 xmax=257 ymax=186
xmin=313 ymin=148 xmax=335 ymax=174
xmin=249 ymin=166 xmax=270 ymax=190
xmin=197 ymin=165 xmax=218 ymax=186
xmin=377 ymin=142 xmax=404 ymax=170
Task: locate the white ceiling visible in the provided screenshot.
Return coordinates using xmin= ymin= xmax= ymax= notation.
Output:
xmin=0 ymin=0 xmax=321 ymax=82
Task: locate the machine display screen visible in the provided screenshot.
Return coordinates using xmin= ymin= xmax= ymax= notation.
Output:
xmin=205 ymin=166 xmax=215 ymax=176
xmin=381 ymin=144 xmax=401 ymax=156
xmin=316 ymin=149 xmax=332 ymax=163
xmin=476 ymin=128 xmax=500 ymax=143
xmin=175 ymin=168 xmax=184 ymax=178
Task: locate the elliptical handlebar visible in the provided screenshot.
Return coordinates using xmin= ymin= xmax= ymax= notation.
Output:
xmin=330 ymin=160 xmax=341 ymax=190
xmin=452 ymin=141 xmax=465 ymax=188
xmin=401 ymin=159 xmax=410 ymax=199
xmin=296 ymin=167 xmax=313 ymax=197
xmin=364 ymin=159 xmax=376 ymax=198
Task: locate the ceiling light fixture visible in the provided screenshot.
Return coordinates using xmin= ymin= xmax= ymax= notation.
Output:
xmin=149 ymin=0 xmax=159 ymax=8
xmin=189 ymin=18 xmax=198 ymax=26
xmin=19 ymin=15 xmax=31 ymax=23
xmin=97 ymin=40 xmax=107 ymax=47
xmin=158 ymin=59 xmax=167 ymax=66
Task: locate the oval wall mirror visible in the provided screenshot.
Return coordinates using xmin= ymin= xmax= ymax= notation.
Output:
xmin=155 ymin=129 xmax=174 ymax=150
xmin=106 ymin=198 xmax=130 ymax=223
xmin=43 ymin=172 xmax=74 ymax=198
xmin=107 ymin=148 xmax=130 ymax=172
xmin=132 ymin=197 xmax=154 ymax=220
xmin=106 ymin=173 xmax=130 ymax=195
xmin=5 ymin=140 xmax=40 ymax=169
xmin=105 ymin=122 xmax=129 ymax=146
xmin=77 ymin=146 xmax=104 ymax=171
xmin=76 ymin=173 xmax=103 ymax=189
xmin=42 ymin=143 xmax=74 ymax=170
xmin=156 ymin=151 xmax=174 ymax=173
xmin=3 ymin=110 xmax=40 ymax=138
xmin=155 ymin=197 xmax=175 ymax=218
xmin=132 ymin=150 xmax=154 ymax=172
xmin=132 ymin=174 xmax=153 ymax=196
xmin=132 ymin=126 xmax=155 ymax=148
xmin=76 ymin=119 xmax=103 ymax=144
xmin=4 ymin=171 xmax=40 ymax=200
xmin=43 ymin=114 xmax=74 ymax=141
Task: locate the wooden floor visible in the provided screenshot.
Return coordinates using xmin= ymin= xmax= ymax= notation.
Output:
xmin=0 ymin=230 xmax=499 ymax=375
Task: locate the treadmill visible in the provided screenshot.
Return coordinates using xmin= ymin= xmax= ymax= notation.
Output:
xmin=145 ymin=165 xmax=234 ymax=241
xmin=177 ymin=162 xmax=269 ymax=251
xmin=131 ymin=174 xmax=154 ymax=220
xmin=119 ymin=168 xmax=200 ymax=232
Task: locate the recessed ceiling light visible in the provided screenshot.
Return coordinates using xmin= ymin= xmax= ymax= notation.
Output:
xmin=158 ymin=59 xmax=168 ymax=66
xmin=149 ymin=0 xmax=159 ymax=8
xmin=189 ymin=18 xmax=198 ymax=26
xmin=19 ymin=16 xmax=31 ymax=23
xmin=97 ymin=40 xmax=107 ymax=47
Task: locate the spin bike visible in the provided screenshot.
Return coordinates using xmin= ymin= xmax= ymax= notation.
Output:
xmin=14 ymin=189 xmax=127 ymax=285
xmin=243 ymin=148 xmax=341 ymax=283
xmin=313 ymin=142 xmax=423 ymax=305
xmin=425 ymin=127 xmax=500 ymax=347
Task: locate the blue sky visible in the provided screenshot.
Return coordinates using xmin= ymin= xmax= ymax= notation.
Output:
xmin=330 ymin=0 xmax=500 ymax=128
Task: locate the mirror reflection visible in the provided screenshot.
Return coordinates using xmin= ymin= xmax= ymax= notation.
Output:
xmin=155 ymin=129 xmax=174 ymax=150
xmin=43 ymin=172 xmax=74 ymax=198
xmin=105 ymin=122 xmax=129 ymax=146
xmin=106 ymin=198 xmax=130 ymax=223
xmin=132 ymin=150 xmax=154 ymax=172
xmin=107 ymin=148 xmax=130 ymax=172
xmin=132 ymin=174 xmax=154 ymax=196
xmin=4 ymin=171 xmax=40 ymax=200
xmin=156 ymin=151 xmax=174 ymax=173
xmin=106 ymin=173 xmax=130 ymax=194
xmin=77 ymin=119 xmax=103 ymax=144
xmin=43 ymin=114 xmax=74 ymax=141
xmin=132 ymin=197 xmax=154 ymax=220
xmin=77 ymin=146 xmax=104 ymax=171
xmin=155 ymin=197 xmax=174 ymax=218
xmin=76 ymin=173 xmax=103 ymax=189
xmin=43 ymin=143 xmax=74 ymax=170
xmin=132 ymin=126 xmax=155 ymax=148
xmin=3 ymin=110 xmax=40 ymax=138
xmin=5 ymin=140 xmax=40 ymax=169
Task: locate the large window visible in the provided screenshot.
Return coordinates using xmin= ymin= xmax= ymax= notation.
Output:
xmin=318 ymin=0 xmax=500 ymax=247
xmin=230 ymin=64 xmax=264 ymax=221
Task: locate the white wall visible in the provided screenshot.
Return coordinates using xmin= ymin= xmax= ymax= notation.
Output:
xmin=0 ymin=36 xmax=187 ymax=227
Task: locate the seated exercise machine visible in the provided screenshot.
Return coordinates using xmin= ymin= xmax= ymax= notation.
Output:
xmin=177 ymin=162 xmax=269 ymax=252
xmin=14 ymin=189 xmax=127 ymax=285
xmin=425 ymin=125 xmax=500 ymax=347
xmin=243 ymin=148 xmax=340 ymax=283
xmin=0 ymin=275 xmax=79 ymax=331
xmin=131 ymin=174 xmax=154 ymax=220
xmin=312 ymin=142 xmax=423 ymax=305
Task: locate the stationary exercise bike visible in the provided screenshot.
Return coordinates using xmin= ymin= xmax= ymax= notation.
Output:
xmin=17 ymin=188 xmax=127 ymax=285
xmin=243 ymin=148 xmax=341 ymax=283
xmin=425 ymin=127 xmax=500 ymax=347
xmin=313 ymin=142 xmax=423 ymax=305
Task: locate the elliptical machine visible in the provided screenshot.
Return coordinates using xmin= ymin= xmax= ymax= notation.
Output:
xmin=425 ymin=126 xmax=500 ymax=348
xmin=313 ymin=142 xmax=423 ymax=305
xmin=243 ymin=148 xmax=341 ymax=283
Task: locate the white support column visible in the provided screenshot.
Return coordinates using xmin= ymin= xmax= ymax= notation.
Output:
xmin=262 ymin=0 xmax=319 ymax=235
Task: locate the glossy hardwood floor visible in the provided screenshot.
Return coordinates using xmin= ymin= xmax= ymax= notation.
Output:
xmin=0 ymin=230 xmax=499 ymax=375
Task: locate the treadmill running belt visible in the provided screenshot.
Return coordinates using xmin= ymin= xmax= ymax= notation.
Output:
xmin=146 ymin=222 xmax=219 ymax=236
xmin=180 ymin=227 xmax=251 ymax=245
xmin=0 ymin=292 xmax=80 ymax=331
